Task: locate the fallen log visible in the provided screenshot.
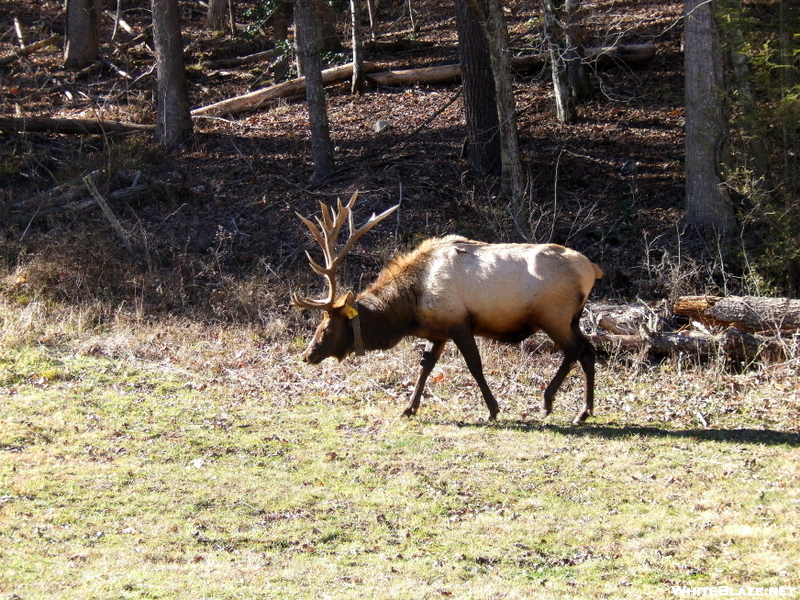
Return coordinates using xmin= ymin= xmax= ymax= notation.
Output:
xmin=0 ymin=116 xmax=155 ymax=135
xmin=0 ymin=33 xmax=61 ymax=67
xmin=589 ymin=331 xmax=717 ymax=358
xmin=370 ymin=44 xmax=657 ymax=85
xmin=198 ymin=49 xmax=279 ymax=70
xmin=367 ymin=63 xmax=461 ymax=86
xmin=524 ymin=327 xmax=789 ymax=363
xmin=512 ymin=42 xmax=656 ymax=73
xmin=588 ymin=43 xmax=657 ymax=69
xmin=674 ymin=296 xmax=800 ymax=332
xmin=191 ymin=44 xmax=655 ymax=118
xmin=191 ymin=61 xmax=380 ymax=117
xmin=13 ymin=170 xmax=182 ymax=216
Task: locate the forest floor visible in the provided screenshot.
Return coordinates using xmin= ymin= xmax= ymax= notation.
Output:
xmin=0 ymin=0 xmax=698 ymax=315
xmin=1 ymin=2 xmax=799 ymax=599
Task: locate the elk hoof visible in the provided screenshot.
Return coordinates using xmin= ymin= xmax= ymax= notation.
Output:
xmin=573 ymin=410 xmax=591 ymax=424
xmin=402 ymin=407 xmax=417 ymax=418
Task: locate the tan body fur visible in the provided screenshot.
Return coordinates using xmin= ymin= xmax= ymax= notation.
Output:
xmin=370 ymin=236 xmax=601 ymax=345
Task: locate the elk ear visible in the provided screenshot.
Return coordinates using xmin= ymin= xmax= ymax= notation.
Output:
xmin=333 ymin=292 xmax=358 ymax=319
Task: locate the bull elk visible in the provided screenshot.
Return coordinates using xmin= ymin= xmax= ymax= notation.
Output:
xmin=292 ymin=192 xmax=603 ymax=423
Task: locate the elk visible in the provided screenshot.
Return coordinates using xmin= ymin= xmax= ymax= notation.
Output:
xmin=292 ymin=192 xmax=603 ymax=423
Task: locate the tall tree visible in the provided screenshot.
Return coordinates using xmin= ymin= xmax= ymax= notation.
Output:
xmin=295 ymin=0 xmax=334 ymax=182
xmin=350 ymin=0 xmax=365 ymax=94
xmin=63 ymin=0 xmax=100 ymax=68
xmin=454 ymin=0 xmax=501 ymax=176
xmin=463 ymin=0 xmax=524 ymax=199
xmin=542 ymin=0 xmax=592 ymax=124
xmin=206 ymin=0 xmax=235 ymax=34
xmin=683 ymin=0 xmax=735 ymax=239
xmin=152 ymin=0 xmax=193 ymax=148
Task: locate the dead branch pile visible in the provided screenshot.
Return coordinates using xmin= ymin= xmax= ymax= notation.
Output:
xmin=525 ymin=297 xmax=799 ymax=365
xmin=10 ymin=169 xmax=185 ymax=218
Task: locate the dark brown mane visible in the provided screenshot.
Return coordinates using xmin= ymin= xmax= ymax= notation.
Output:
xmin=371 ymin=236 xmax=466 ymax=291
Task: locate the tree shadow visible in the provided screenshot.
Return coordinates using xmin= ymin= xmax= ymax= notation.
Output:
xmin=455 ymin=420 xmax=800 ymax=447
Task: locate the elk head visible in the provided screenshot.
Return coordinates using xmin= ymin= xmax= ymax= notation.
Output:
xmin=292 ymin=192 xmax=398 ymax=363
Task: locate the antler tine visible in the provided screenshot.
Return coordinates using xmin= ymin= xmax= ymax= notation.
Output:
xmin=293 ymin=191 xmax=398 ymax=310
xmin=294 ymin=210 xmax=338 ymax=309
xmin=336 ymin=201 xmax=400 ymax=261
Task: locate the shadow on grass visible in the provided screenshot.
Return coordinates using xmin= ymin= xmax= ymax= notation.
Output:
xmin=454 ymin=420 xmax=800 ymax=447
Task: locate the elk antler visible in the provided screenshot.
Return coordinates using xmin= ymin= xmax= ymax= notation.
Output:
xmin=292 ymin=191 xmax=399 ymax=311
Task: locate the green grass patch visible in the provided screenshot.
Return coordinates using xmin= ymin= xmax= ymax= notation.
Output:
xmin=1 ymin=340 xmax=798 ymax=599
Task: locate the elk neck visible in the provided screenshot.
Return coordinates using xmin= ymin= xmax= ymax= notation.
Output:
xmin=355 ymin=286 xmax=419 ymax=351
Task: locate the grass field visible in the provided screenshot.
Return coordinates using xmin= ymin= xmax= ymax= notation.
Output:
xmin=1 ymin=312 xmax=799 ymax=599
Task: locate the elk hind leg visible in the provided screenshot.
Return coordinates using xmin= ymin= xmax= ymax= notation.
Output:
xmin=404 ymin=340 xmax=446 ymax=417
xmin=573 ymin=321 xmax=596 ymax=423
xmin=543 ymin=318 xmax=596 ymax=423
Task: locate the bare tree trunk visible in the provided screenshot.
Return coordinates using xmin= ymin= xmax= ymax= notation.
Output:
xmin=206 ymin=0 xmax=228 ymax=30
xmin=463 ymin=0 xmax=524 ymax=200
xmin=542 ymin=0 xmax=591 ymax=124
xmin=485 ymin=0 xmax=523 ymax=199
xmin=152 ymin=0 xmax=193 ymax=148
xmin=351 ymin=0 xmax=365 ymax=94
xmin=542 ymin=0 xmax=573 ymax=123
xmin=205 ymin=0 xmax=236 ymax=35
xmin=64 ymin=0 xmax=100 ymax=68
xmin=295 ymin=0 xmax=334 ymax=182
xmin=683 ymin=0 xmax=734 ymax=239
xmin=454 ymin=0 xmax=500 ymax=176
xmin=366 ymin=0 xmax=377 ymax=41
xmin=564 ymin=0 xmax=592 ymax=102
xmin=272 ymin=1 xmax=292 ymax=45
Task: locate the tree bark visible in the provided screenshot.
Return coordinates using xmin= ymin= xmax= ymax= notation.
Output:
xmin=462 ymin=0 xmax=524 ymax=200
xmin=683 ymin=0 xmax=735 ymax=239
xmin=542 ymin=0 xmax=575 ymax=123
xmin=152 ymin=0 xmax=193 ymax=148
xmin=365 ymin=0 xmax=377 ymax=41
xmin=206 ymin=0 xmax=229 ymax=30
xmin=542 ymin=0 xmax=592 ymax=124
xmin=367 ymin=64 xmax=461 ymax=85
xmin=454 ymin=0 xmax=501 ymax=176
xmin=295 ymin=0 xmax=334 ymax=182
xmin=526 ymin=329 xmax=787 ymax=363
xmin=351 ymin=0 xmax=365 ymax=94
xmin=64 ymin=0 xmax=100 ymax=68
xmin=272 ymin=1 xmax=292 ymax=45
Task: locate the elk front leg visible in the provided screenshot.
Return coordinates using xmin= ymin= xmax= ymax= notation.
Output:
xmin=404 ymin=340 xmax=446 ymax=417
xmin=543 ymin=354 xmax=576 ymax=417
xmin=449 ymin=326 xmax=500 ymax=420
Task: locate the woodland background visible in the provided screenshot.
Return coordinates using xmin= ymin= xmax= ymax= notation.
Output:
xmin=0 ymin=0 xmax=797 ymax=318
